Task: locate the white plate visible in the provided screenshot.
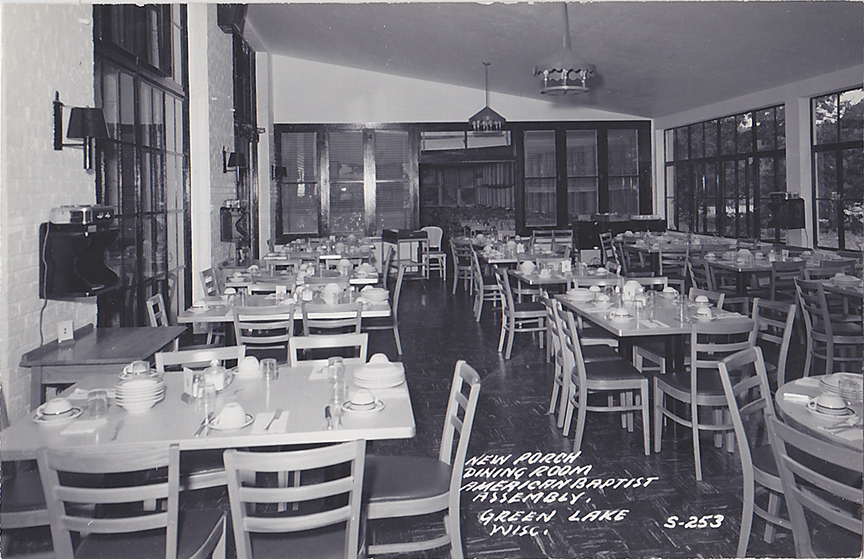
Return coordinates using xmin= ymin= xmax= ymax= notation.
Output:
xmin=118 ymin=369 xmax=161 ymax=381
xmin=342 ymin=400 xmax=385 ymax=413
xmin=32 ymin=406 xmax=83 ymax=425
xmin=608 ymin=313 xmax=633 ymax=322
xmin=207 ymin=413 xmax=254 ymax=430
xmin=231 ymin=366 xmax=263 ymax=379
xmin=694 ymin=313 xmax=716 ymax=321
xmin=806 ymin=399 xmax=855 ymax=417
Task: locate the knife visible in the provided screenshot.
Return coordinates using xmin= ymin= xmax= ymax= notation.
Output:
xmin=110 ymin=419 xmax=124 ymax=441
xmin=324 ymin=406 xmax=333 ymax=430
xmin=264 ymin=409 xmax=283 ymax=432
xmin=194 ymin=413 xmax=212 ymax=437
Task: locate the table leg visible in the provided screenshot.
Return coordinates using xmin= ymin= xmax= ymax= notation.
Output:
xmin=29 ymin=365 xmax=44 ymax=410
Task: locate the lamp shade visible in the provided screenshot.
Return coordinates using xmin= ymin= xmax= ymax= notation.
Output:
xmin=226 ymin=152 xmax=247 ymax=169
xmin=66 ymin=107 xmax=109 ymax=140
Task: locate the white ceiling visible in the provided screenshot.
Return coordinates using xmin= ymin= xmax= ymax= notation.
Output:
xmin=245 ymin=1 xmax=863 ymax=119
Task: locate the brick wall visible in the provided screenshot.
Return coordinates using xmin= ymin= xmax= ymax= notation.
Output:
xmin=0 ymin=4 xmax=98 ymax=420
xmin=207 ymin=6 xmax=236 ymax=269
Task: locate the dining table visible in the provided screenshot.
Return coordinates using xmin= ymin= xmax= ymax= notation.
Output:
xmin=20 ymin=324 xmax=186 ymax=410
xmin=1 ymin=361 xmax=416 ymax=461
xmin=775 ymin=374 xmax=863 ymax=451
xmin=509 ymin=267 xmax=668 ymax=292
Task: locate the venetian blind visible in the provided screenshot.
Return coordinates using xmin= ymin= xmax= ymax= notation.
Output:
xmin=329 ymin=131 xmax=365 ymax=234
xmin=375 ymin=130 xmax=410 ymax=231
xmin=280 ymin=132 xmax=318 ymax=235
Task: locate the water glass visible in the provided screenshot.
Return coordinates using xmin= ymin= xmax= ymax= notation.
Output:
xmin=262 ymin=358 xmax=279 ymax=381
xmin=86 ymin=389 xmax=108 ymax=420
xmin=203 ymin=382 xmax=217 ymax=417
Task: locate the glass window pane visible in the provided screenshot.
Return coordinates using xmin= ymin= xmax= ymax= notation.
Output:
xmin=608 ymin=130 xmax=638 ymax=175
xmin=755 ymin=108 xmax=775 ymax=151
xmin=566 ymin=130 xmax=597 ymax=176
xmin=525 ymin=178 xmax=557 ymax=227
xmin=664 ymin=129 xmax=675 ymax=162
xmin=813 ymin=93 xmax=839 ymax=145
xmin=775 ymin=106 xmax=785 ymax=150
xmin=720 ymin=116 xmax=736 ymax=155
xmin=817 ymin=199 xmax=839 ymax=248
xmin=524 ymin=130 xmax=556 ymax=178
xmin=329 ymin=131 xmax=365 ymax=234
xmin=139 ymin=83 xmax=152 ymax=148
xmin=567 ymin=177 xmax=597 ymax=219
xmin=839 ymin=89 xmax=864 ymax=144
xmin=375 ymin=131 xmax=410 ymax=232
xmin=814 ymin=151 xmax=839 ymax=200
xmin=674 ymin=127 xmax=688 ymax=160
xmin=608 ymin=177 xmax=639 ymax=215
xmin=689 ymin=123 xmax=704 ymax=159
xmin=842 ymin=202 xmax=863 ymax=250
xmin=737 ymin=113 xmax=753 ymax=153
xmin=704 ymin=120 xmax=718 ymax=157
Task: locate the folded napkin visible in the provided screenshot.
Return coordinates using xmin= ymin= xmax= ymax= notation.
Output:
xmin=60 ymin=417 xmax=108 ymax=436
xmin=67 ymin=388 xmax=92 ymax=401
xmin=251 ymin=411 xmax=289 ymax=435
xmin=781 ymin=393 xmax=811 ymax=403
xmin=796 ymin=377 xmax=821 ymax=388
xmin=308 ymin=364 xmax=329 ymax=380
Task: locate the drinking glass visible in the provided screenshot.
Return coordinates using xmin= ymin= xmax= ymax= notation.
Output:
xmin=203 ymin=382 xmax=217 ymax=418
xmin=262 ymin=358 xmax=279 ymax=381
xmin=86 ymin=389 xmax=108 ymax=420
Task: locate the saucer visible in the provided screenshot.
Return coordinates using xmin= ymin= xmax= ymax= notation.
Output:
xmin=608 ymin=312 xmax=633 ymax=322
xmin=118 ymin=369 xmax=160 ymax=381
xmin=207 ymin=413 xmax=254 ymax=430
xmin=806 ymin=399 xmax=854 ymax=417
xmin=342 ymin=400 xmax=385 ymax=413
xmin=694 ymin=313 xmax=715 ymax=321
xmin=32 ymin=406 xmax=83 ymax=425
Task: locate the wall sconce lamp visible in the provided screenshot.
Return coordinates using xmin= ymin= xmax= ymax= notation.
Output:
xmin=223 ymin=147 xmax=248 ymax=173
xmin=271 ymin=165 xmax=287 ymax=180
xmin=53 ymin=92 xmax=109 ymax=170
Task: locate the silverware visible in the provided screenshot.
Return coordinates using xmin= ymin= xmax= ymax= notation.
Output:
xmin=324 ymin=406 xmax=333 ymax=430
xmin=264 ymin=409 xmax=283 ymax=432
xmin=110 ymin=419 xmax=124 ymax=441
xmin=194 ymin=413 xmax=213 ymax=437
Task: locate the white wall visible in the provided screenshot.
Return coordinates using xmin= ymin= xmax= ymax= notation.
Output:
xmin=0 ymin=4 xmax=98 ymax=420
xmin=653 ymin=64 xmax=864 ymax=247
xmin=271 ymin=55 xmax=640 ymax=124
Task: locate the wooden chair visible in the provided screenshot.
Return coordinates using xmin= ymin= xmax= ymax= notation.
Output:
xmin=471 ymin=247 xmax=502 ymax=322
xmin=199 ymin=269 xmax=226 ymax=345
xmin=146 ymin=293 xmax=181 ymax=351
xmin=794 ymin=278 xmax=863 ymax=375
xmin=37 ymin=444 xmax=226 ymax=559
xmin=770 ymin=260 xmax=806 ymax=301
xmin=493 ymin=266 xmax=545 ymax=359
xmin=287 ymin=333 xmax=368 ymax=367
xmin=706 ymin=260 xmax=751 ymax=313
xmin=1 ymin=394 xmax=54 ymax=559
xmin=620 ymin=244 xmax=654 ymax=277
xmin=420 ymin=226 xmax=447 ymax=279
xmin=223 ymin=441 xmax=365 ymax=559
xmin=689 ymin=287 xmax=726 ymax=308
xmin=687 ymin=258 xmax=712 ymax=291
xmin=658 ymin=246 xmax=689 ymax=292
xmin=751 ymin=299 xmax=796 ymax=389
xmin=766 ymin=416 xmax=863 ymax=558
xmin=154 ymin=346 xmax=247 ymax=492
xmin=598 ymin=231 xmax=616 ymax=267
xmin=559 ymin=307 xmax=650 ymax=455
xmin=232 ymin=304 xmax=296 ymax=363
xmin=200 ymin=268 xmax=220 ymax=297
xmin=449 ymin=238 xmax=474 ymax=295
xmin=716 ymin=347 xmax=791 ymax=557
xmin=542 ymin=295 xmax=566 ymax=420
xmin=362 ymin=262 xmax=405 ymax=355
xmin=364 ymin=360 xmax=481 ymax=558
xmin=301 ymin=302 xmax=362 ymax=335
xmin=653 ymin=317 xmax=757 ymax=480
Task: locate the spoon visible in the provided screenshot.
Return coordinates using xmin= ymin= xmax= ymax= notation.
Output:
xmin=264 ymin=409 xmax=283 ymax=432
xmin=324 ymin=406 xmax=333 ymax=430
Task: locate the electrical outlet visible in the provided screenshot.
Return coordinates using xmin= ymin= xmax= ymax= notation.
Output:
xmin=57 ymin=320 xmax=74 ymax=344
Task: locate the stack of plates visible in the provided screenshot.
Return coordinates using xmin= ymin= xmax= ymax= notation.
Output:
xmin=832 ymin=274 xmax=862 ymax=288
xmin=115 ymin=377 xmax=165 ymax=414
xmin=355 ymin=354 xmax=405 ymax=388
xmin=361 ymin=287 xmax=389 ymax=302
xmin=355 ymin=263 xmax=378 ymax=278
xmin=820 ymin=373 xmax=863 ymax=402
xmin=567 ymin=289 xmax=594 ymax=302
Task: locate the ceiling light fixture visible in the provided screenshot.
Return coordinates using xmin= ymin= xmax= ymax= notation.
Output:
xmin=534 ymin=3 xmax=596 ymax=95
xmin=469 ymin=62 xmax=506 ymax=133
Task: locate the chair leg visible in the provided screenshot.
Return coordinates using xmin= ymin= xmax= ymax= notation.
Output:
xmin=497 ymin=317 xmax=507 ymax=354
xmin=392 ymin=324 xmax=402 ymax=355
xmin=691 ymin=399 xmax=703 ymax=481
xmin=572 ymin=392 xmax=588 ymax=452
xmin=653 ymin=380 xmax=664 ymax=454
xmin=737 ymin=472 xmax=756 ymax=558
xmin=639 ymin=384 xmax=650 ymax=456
xmin=504 ymin=321 xmax=515 ymax=359
xmin=548 ymin=365 xmax=561 ymax=415
xmin=763 ymin=493 xmax=782 ymax=543
xmin=562 ymin=385 xmax=575 ymax=435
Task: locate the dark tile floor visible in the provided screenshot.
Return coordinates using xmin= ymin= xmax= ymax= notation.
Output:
xmin=6 ymin=277 xmax=806 ymax=559
xmin=365 ymin=277 xmax=799 ymax=558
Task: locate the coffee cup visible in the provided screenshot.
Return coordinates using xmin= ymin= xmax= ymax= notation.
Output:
xmin=696 ymin=306 xmax=712 ymax=318
xmin=123 ymin=360 xmax=150 ymax=377
xmin=215 ymin=403 xmax=247 ymax=428
xmin=238 ymin=356 xmax=260 ymax=376
xmin=815 ymin=393 xmax=847 ymax=411
xmin=42 ymin=397 xmax=73 ymax=416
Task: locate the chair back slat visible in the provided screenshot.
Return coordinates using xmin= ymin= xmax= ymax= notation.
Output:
xmin=287 ymin=333 xmax=368 ymax=366
xmin=439 ymin=360 xmax=482 ymax=482
xmin=232 ymin=304 xmax=295 ymax=353
xmin=201 ymin=268 xmax=220 ymax=297
xmin=223 ymin=440 xmax=366 ymax=559
xmin=766 ymin=415 xmax=863 ymax=557
xmin=155 ymin=345 xmax=246 ymax=374
xmin=751 ymin=298 xmax=796 ymax=387
xmin=302 ymin=301 xmax=362 ymax=335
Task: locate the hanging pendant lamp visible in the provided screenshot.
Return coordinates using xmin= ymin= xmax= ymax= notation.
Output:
xmin=469 ymin=62 xmax=506 ymax=132
xmin=534 ymin=3 xmax=596 ymax=95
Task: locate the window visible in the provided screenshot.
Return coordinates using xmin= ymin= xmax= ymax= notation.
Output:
xmin=94 ymin=5 xmax=189 ymax=327
xmin=275 ymin=127 xmax=417 ymax=240
xmin=665 ymin=105 xmax=785 ymax=240
xmin=519 ymin=122 xmax=651 ymax=232
xmin=812 ymin=87 xmax=864 ymax=250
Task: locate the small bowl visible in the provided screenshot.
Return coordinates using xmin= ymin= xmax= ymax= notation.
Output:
xmin=695 ymin=295 xmax=710 ymax=305
xmin=815 ymin=393 xmax=847 ymax=411
xmin=238 ymin=356 xmax=260 ymax=376
xmin=350 ymin=389 xmax=376 ymax=408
